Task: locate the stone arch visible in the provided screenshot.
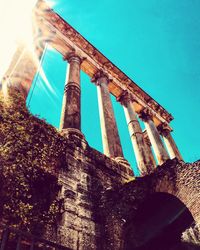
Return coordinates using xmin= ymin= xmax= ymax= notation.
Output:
xmin=123 ymin=192 xmax=194 ymax=250
xmin=151 ymin=161 xmax=200 ymax=223
xmin=101 ymin=160 xmax=200 ymax=249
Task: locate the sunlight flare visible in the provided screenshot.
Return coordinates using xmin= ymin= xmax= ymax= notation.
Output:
xmin=0 ymin=0 xmax=37 ymax=78
xmin=0 ymin=0 xmax=57 ymax=101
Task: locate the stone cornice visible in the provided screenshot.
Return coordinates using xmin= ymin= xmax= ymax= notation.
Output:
xmin=33 ymin=0 xmax=174 ymax=125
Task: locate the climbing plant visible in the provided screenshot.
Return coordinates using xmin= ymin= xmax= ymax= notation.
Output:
xmin=0 ymin=89 xmax=67 ymax=234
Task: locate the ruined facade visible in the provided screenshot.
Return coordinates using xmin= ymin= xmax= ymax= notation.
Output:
xmin=1 ymin=0 xmax=200 ymax=249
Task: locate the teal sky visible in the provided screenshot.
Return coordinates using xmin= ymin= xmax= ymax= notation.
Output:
xmin=27 ymin=0 xmax=200 ymax=174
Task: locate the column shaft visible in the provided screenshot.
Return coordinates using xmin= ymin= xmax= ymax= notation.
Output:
xmin=93 ymin=71 xmax=123 ymax=158
xmin=118 ymin=91 xmax=156 ymax=175
xmin=143 ymin=130 xmax=157 ymax=168
xmin=123 ymin=102 xmax=155 ymax=175
xmin=3 ymin=42 xmax=40 ymax=100
xmin=163 ymin=132 xmax=183 ymax=161
xmin=60 ymin=54 xmax=81 ymax=130
xmin=140 ymin=110 xmax=169 ymax=165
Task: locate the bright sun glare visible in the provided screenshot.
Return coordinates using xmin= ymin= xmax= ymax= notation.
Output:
xmin=0 ymin=0 xmax=38 ymax=80
xmin=0 ymin=0 xmax=57 ymax=98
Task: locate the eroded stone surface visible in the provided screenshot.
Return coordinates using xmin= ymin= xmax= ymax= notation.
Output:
xmin=42 ymin=130 xmax=199 ymax=249
xmin=100 ymin=159 xmax=200 ymax=250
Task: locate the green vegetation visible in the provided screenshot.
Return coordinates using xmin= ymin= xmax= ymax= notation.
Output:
xmin=0 ymin=89 xmax=66 ymax=234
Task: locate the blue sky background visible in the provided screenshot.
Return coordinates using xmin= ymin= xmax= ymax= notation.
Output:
xmin=27 ymin=0 xmax=200 ymax=174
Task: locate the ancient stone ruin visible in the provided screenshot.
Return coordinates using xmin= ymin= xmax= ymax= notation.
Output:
xmin=0 ymin=0 xmax=199 ymax=249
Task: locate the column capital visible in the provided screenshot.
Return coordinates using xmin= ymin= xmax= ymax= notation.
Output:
xmin=116 ymin=90 xmax=137 ymax=106
xmin=91 ymin=69 xmax=110 ymax=85
xmin=63 ymin=51 xmax=83 ymax=64
xmin=158 ymin=122 xmax=172 ymax=136
xmin=139 ymin=108 xmax=153 ymax=122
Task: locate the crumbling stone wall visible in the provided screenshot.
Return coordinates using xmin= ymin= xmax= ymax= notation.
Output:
xmin=55 ymin=132 xmax=133 ymax=249
xmin=100 ymin=159 xmax=200 ymax=250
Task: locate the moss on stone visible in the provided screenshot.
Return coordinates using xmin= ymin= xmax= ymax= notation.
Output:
xmin=0 ymin=90 xmax=66 ymax=234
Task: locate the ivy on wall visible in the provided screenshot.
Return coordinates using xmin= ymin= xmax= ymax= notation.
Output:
xmin=0 ymin=89 xmax=67 ymax=234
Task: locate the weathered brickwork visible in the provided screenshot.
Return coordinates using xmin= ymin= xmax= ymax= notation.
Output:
xmin=53 ymin=132 xmax=133 ymax=250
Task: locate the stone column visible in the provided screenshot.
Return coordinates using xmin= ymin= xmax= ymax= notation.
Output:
xmin=158 ymin=123 xmax=183 ymax=161
xmin=143 ymin=130 xmax=157 ymax=168
xmin=139 ymin=108 xmax=169 ymax=165
xmin=60 ymin=52 xmax=82 ymax=131
xmin=117 ymin=91 xmax=155 ymax=175
xmin=91 ymin=70 xmax=123 ymax=158
xmin=2 ymin=42 xmax=39 ymax=100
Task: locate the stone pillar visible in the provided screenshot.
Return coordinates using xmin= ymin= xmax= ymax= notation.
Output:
xmin=2 ymin=42 xmax=39 ymax=100
xmin=91 ymin=70 xmax=123 ymax=158
xmin=139 ymin=108 xmax=169 ymax=165
xmin=158 ymin=123 xmax=183 ymax=161
xmin=60 ymin=52 xmax=82 ymax=131
xmin=143 ymin=130 xmax=157 ymax=168
xmin=117 ymin=91 xmax=155 ymax=175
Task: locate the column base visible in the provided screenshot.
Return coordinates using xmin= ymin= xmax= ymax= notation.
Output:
xmin=60 ymin=128 xmax=87 ymax=148
xmin=61 ymin=128 xmax=84 ymax=138
xmin=114 ymin=156 xmax=130 ymax=167
xmin=114 ymin=157 xmax=133 ymax=176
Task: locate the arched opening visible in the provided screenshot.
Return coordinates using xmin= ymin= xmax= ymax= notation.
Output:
xmin=124 ymin=192 xmax=194 ymax=250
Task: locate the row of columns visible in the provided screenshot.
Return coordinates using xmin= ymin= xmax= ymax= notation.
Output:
xmin=117 ymin=91 xmax=156 ymax=175
xmin=60 ymin=52 xmax=183 ymax=176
